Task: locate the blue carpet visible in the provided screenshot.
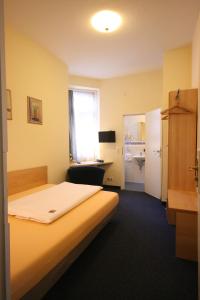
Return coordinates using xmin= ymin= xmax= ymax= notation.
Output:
xmin=43 ymin=190 xmax=197 ymax=300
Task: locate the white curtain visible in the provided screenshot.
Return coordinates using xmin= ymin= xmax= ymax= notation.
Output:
xmin=72 ymin=89 xmax=99 ymax=162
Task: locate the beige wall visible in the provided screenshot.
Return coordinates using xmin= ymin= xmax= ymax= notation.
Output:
xmin=192 ymin=14 xmax=200 ymax=89
xmin=69 ymin=47 xmax=192 ymax=190
xmin=5 ymin=28 xmax=69 ymax=183
xmin=100 ymin=70 xmax=162 ymax=186
xmin=163 ymin=45 xmax=192 ymax=108
xmin=69 ymin=71 xmax=162 ymax=186
xmin=192 ymin=13 xmax=200 ymax=148
xmin=69 ymin=75 xmax=101 ymax=89
xmin=162 ymin=45 xmax=192 ymax=200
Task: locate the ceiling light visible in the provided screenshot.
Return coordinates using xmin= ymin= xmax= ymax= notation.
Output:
xmin=91 ymin=10 xmax=122 ymax=33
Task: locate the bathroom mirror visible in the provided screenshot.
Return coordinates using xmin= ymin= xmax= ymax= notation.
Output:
xmin=124 ymin=115 xmax=146 ymax=143
xmin=138 ymin=122 xmax=145 ymax=141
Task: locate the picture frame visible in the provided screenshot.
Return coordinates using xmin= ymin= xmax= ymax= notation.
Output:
xmin=6 ymin=89 xmax=12 ymax=120
xmin=27 ymin=97 xmax=43 ymax=125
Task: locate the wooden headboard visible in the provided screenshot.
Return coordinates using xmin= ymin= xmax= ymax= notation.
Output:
xmin=8 ymin=166 xmax=48 ymax=196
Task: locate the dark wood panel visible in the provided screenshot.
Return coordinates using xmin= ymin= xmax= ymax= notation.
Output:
xmin=176 ymin=212 xmax=197 ymax=261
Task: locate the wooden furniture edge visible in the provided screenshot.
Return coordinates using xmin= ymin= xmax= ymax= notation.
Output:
xmin=21 ymin=207 xmax=118 ymax=300
xmin=167 ymin=189 xmax=197 ymax=225
xmin=166 ymin=207 xmax=176 ymax=225
xmin=176 ymin=211 xmax=198 ymax=261
xmin=167 ymin=189 xmax=198 ymax=213
xmin=7 ymin=166 xmax=48 ymax=196
xmin=70 ymin=161 xmax=113 ymax=167
xmin=167 ymin=188 xmax=198 ymax=261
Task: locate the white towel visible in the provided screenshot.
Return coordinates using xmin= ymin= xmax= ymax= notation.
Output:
xmin=8 ymin=182 xmax=102 ymax=224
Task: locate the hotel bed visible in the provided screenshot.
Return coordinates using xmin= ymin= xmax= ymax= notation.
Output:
xmin=8 ymin=166 xmax=119 ymax=300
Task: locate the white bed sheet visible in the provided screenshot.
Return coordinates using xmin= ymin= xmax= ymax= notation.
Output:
xmin=8 ymin=182 xmax=102 ymax=223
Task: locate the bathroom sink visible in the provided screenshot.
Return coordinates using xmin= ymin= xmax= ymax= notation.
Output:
xmin=133 ymin=155 xmax=145 ymax=161
xmin=133 ymin=155 xmax=145 ymax=170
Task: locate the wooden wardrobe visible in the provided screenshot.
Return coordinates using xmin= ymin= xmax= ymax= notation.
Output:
xmin=162 ymin=88 xmax=198 ymax=261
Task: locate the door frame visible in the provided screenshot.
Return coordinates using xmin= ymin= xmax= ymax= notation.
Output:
xmin=121 ymin=112 xmax=145 ymax=190
xmin=0 ymin=0 xmax=10 ymax=298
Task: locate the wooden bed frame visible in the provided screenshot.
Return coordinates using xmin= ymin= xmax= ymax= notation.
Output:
xmin=8 ymin=166 xmax=118 ymax=300
xmin=8 ymin=166 xmax=48 ymax=196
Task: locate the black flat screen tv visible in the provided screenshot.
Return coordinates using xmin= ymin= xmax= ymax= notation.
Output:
xmin=98 ymin=131 xmax=116 ymax=143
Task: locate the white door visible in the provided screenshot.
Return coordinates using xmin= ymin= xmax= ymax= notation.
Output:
xmin=145 ymin=108 xmax=161 ymax=199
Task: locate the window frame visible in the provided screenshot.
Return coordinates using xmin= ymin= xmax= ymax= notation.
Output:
xmin=68 ymin=85 xmax=100 ymax=162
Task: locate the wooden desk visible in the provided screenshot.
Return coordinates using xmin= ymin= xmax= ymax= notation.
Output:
xmin=70 ymin=161 xmax=113 ymax=167
xmin=167 ymin=189 xmax=198 ymax=261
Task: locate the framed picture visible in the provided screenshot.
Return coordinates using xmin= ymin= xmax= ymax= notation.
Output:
xmin=27 ymin=97 xmax=43 ymax=125
xmin=6 ymin=89 xmax=12 ymax=120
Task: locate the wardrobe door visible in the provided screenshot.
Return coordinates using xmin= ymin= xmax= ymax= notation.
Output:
xmin=168 ymin=89 xmax=198 ymax=191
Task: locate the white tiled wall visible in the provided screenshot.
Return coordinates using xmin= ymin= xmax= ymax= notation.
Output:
xmin=125 ymin=144 xmax=145 ymax=183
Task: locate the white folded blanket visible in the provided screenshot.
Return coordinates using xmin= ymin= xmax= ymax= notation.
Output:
xmin=8 ymin=182 xmax=102 ymax=224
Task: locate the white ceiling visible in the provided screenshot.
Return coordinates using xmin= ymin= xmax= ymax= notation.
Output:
xmin=5 ymin=0 xmax=200 ymax=79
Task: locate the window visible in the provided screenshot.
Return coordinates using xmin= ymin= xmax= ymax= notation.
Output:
xmin=69 ymin=88 xmax=99 ymax=162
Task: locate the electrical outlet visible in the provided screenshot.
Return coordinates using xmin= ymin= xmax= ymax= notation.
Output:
xmin=107 ymin=177 xmax=113 ymax=182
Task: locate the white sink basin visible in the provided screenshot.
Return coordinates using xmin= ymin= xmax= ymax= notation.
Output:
xmin=133 ymin=155 xmax=145 ymax=161
xmin=133 ymin=155 xmax=145 ymax=170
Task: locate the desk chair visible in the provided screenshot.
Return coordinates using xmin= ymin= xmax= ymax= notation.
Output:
xmin=67 ymin=166 xmax=105 ymax=186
